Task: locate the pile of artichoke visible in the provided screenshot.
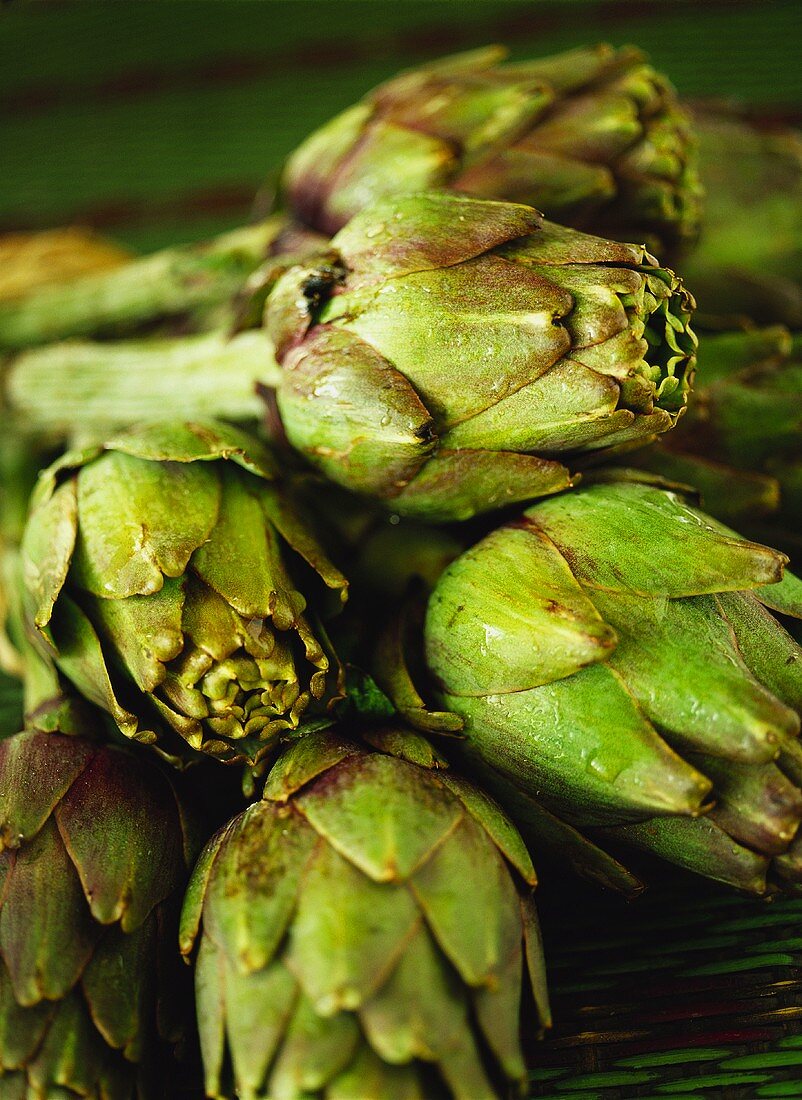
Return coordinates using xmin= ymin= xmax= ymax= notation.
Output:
xmin=1 ymin=40 xmax=801 ymax=1100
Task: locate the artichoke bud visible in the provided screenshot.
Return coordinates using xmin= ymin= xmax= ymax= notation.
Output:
xmin=0 ymin=728 xmax=199 ymax=1096
xmin=282 ymin=43 xmax=701 ymax=255
xmin=268 ymin=191 xmax=696 ymax=521
xmin=180 ymin=727 xmax=550 ymax=1100
xmin=20 ymin=421 xmax=348 ymax=766
xmin=423 ymin=475 xmax=802 ymax=894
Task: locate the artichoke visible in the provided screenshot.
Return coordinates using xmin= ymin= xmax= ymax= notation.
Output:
xmin=20 ymin=421 xmax=347 ymax=766
xmin=418 ymin=476 xmax=802 ymax=896
xmin=179 ymin=727 xmax=550 ymax=1100
xmin=636 ymin=327 xmax=802 ymax=556
xmin=681 ymin=106 xmax=802 ymax=328
xmin=267 ymin=192 xmax=696 ymax=521
xmin=283 ymin=44 xmax=701 ymax=256
xmin=0 ymin=727 xmax=199 ymax=1097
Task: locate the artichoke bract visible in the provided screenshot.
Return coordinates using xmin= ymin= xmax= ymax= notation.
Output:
xmin=180 ymin=727 xmax=550 ymax=1100
xmin=0 ymin=728 xmax=198 ymax=1097
xmin=422 ymin=476 xmax=802 ymax=896
xmin=268 ymin=192 xmax=696 ymax=522
xmin=283 ymin=44 xmax=701 ymax=256
xmin=20 ymin=421 xmax=348 ymax=766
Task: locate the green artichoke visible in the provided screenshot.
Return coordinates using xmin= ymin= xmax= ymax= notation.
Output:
xmin=419 ymin=476 xmax=802 ymax=896
xmin=681 ymin=106 xmax=802 ymax=328
xmin=636 ymin=327 xmax=802 ymax=556
xmin=179 ymin=727 xmax=550 ymax=1100
xmin=283 ymin=44 xmax=701 ymax=256
xmin=20 ymin=421 xmax=347 ymax=766
xmin=267 ymin=192 xmax=696 ymax=521
xmin=0 ymin=728 xmax=199 ymax=1097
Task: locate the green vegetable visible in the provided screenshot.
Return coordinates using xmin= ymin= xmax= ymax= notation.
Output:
xmin=0 ymin=728 xmax=199 ymax=1096
xmin=20 ymin=421 xmax=347 ymax=766
xmin=268 ymin=192 xmax=696 ymax=521
xmin=180 ymin=727 xmax=550 ymax=1100
xmin=284 ymin=44 xmax=701 ymax=256
xmin=420 ymin=475 xmax=802 ymax=895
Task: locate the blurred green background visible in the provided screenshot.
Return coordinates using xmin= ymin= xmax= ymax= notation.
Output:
xmin=3 ymin=3 xmax=802 ymax=1096
xmin=2 ymin=0 xmax=801 ymax=254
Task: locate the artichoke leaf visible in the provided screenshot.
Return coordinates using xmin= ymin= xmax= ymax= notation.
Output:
xmin=287 ymin=841 xmax=419 ymax=1015
xmin=328 ymin=1046 xmax=429 ymax=1100
xmin=55 ymin=749 xmax=184 ymax=932
xmin=597 ymin=815 xmax=768 ymax=895
xmin=48 ymin=596 xmax=143 ymax=743
xmin=360 ymin=922 xmax=471 ymax=1064
xmin=529 ymin=479 xmax=785 ymax=596
xmin=71 ymin=451 xmax=219 ymax=599
xmin=81 ymin=918 xmax=154 ymax=1058
xmin=331 ymin=255 xmax=572 ymax=428
xmin=26 ymin=990 xmax=127 ymax=1097
xmin=392 ymin=448 xmax=572 ymax=522
xmin=474 ymin=938 xmax=526 ymax=1078
xmin=203 ymin=802 xmax=317 ymax=976
xmin=438 ymin=772 xmax=536 ymax=886
xmin=332 ymin=192 xmax=541 ymax=281
xmin=296 ymin=755 xmax=463 ymax=883
xmin=593 ymin=589 xmax=799 ymax=762
xmin=87 ymin=576 xmax=185 ymax=693
xmin=191 ymin=466 xmax=296 ymax=624
xmin=259 ymin=483 xmax=348 ymax=599
xmin=267 ymin=989 xmax=359 ymax=1097
xmin=756 ymin=567 xmax=802 ymax=620
xmin=442 ymin=663 xmax=711 ymax=824
xmin=194 ymin=936 xmax=228 ymax=1098
xmin=0 ymin=730 xmax=93 ymax=849
xmin=409 ymin=813 xmax=520 ymax=989
xmin=717 ymin=591 xmax=802 ymax=714
xmin=224 ymin=957 xmax=298 ymax=1098
xmin=426 ymin=521 xmax=616 ymax=695
xmin=105 ymin=419 xmax=278 ymax=482
xmin=277 ymin=325 xmax=435 ymax=499
xmin=441 ymin=357 xmax=625 ymax=452
xmin=20 ymin=480 xmax=77 ymax=633
xmin=0 ymin=820 xmax=97 ymax=1005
